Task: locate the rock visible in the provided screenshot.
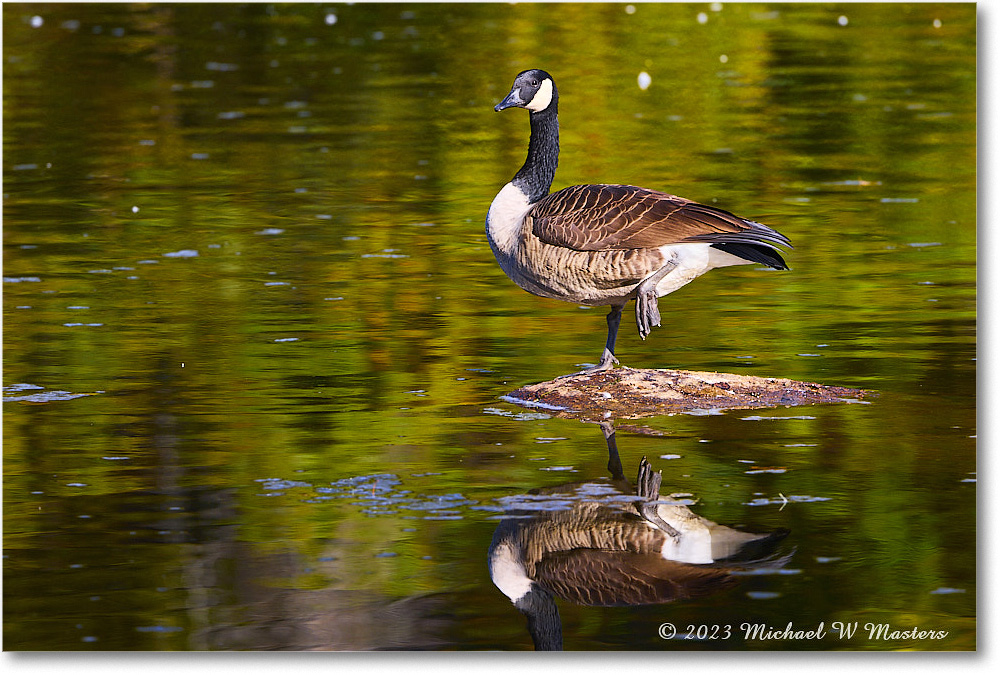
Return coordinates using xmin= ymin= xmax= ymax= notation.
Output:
xmin=503 ymin=367 xmax=870 ymax=420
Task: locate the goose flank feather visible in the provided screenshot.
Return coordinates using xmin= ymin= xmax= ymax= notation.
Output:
xmin=487 ymin=69 xmax=792 ymax=374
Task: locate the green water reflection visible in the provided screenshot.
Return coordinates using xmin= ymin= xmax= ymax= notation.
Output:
xmin=3 ymin=3 xmax=975 ymax=650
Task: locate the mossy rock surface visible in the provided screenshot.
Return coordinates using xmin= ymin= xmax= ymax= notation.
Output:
xmin=504 ymin=367 xmax=871 ymax=420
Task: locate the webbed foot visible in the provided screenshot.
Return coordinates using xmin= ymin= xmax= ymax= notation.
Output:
xmin=633 ymin=260 xmax=676 ymax=340
xmin=637 ymin=457 xmax=681 ymax=537
xmin=635 ymin=290 xmax=661 ymax=340
xmin=637 ymin=456 xmax=662 ymax=501
xmin=557 ymin=348 xmax=619 ymax=379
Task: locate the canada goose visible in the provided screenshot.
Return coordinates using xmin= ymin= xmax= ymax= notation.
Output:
xmin=488 ymin=456 xmax=791 ymax=650
xmin=487 ymin=69 xmax=792 ymax=373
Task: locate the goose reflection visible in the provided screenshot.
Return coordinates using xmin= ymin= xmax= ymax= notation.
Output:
xmin=488 ymin=423 xmax=792 ymax=650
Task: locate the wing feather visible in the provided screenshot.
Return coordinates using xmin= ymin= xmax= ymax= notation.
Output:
xmin=529 ymin=184 xmax=791 ymax=253
xmin=533 ymin=549 xmax=736 ymax=607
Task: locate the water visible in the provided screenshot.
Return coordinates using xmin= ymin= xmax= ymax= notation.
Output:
xmin=3 ymin=3 xmax=975 ymax=651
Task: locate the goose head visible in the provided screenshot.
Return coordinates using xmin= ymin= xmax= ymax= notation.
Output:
xmin=495 ymin=69 xmax=558 ymax=114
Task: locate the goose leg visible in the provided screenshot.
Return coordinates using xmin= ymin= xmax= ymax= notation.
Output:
xmin=635 ymin=260 xmax=678 ymax=340
xmin=596 ymin=303 xmax=624 ymax=370
xmin=559 ymin=303 xmax=624 ymax=377
xmin=598 ymin=420 xmax=625 ymax=481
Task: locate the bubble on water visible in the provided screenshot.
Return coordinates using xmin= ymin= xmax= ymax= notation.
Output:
xmin=685 ymin=407 xmax=725 ymax=416
xmin=741 ymin=415 xmax=816 ymax=421
xmin=162 ymin=249 xmax=198 ymax=258
xmin=325 ymin=13 xmax=337 ymax=25
xmin=361 ymin=250 xmax=409 ymax=259
xmin=838 ymin=15 xmax=848 ymax=26
xmin=4 ymin=383 xmax=44 ymax=394
xmin=205 ymin=61 xmax=238 ymax=72
xmin=719 ymin=54 xmax=728 ymax=64
xmin=746 ymin=591 xmax=781 ymax=600
xmin=637 ymin=71 xmax=652 ymax=90
xmin=131 ymin=205 xmax=139 ymax=213
xmin=933 ymin=18 xmax=942 ymax=28
xmin=256 ymin=478 xmax=313 ymax=491
xmin=30 ymin=15 xmax=43 ymax=28
xmin=625 ymin=4 xmax=636 ymax=14
xmin=697 ymin=12 xmax=708 ymax=24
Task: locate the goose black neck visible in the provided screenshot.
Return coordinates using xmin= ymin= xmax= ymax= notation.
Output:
xmin=513 ymin=107 xmax=559 ymax=204
xmin=516 ymin=586 xmax=563 ymax=651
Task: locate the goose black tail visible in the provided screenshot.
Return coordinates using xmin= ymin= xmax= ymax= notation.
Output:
xmin=711 ymin=242 xmax=789 ymax=270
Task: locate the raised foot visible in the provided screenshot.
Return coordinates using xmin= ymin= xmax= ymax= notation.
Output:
xmin=636 ymin=456 xmax=662 ymax=501
xmin=636 ymin=457 xmax=681 ymax=538
xmin=635 ymin=290 xmax=661 ymax=340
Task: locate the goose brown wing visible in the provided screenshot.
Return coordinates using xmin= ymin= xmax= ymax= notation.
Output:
xmin=533 ymin=549 xmax=736 ymax=607
xmin=529 ymin=184 xmax=790 ymax=252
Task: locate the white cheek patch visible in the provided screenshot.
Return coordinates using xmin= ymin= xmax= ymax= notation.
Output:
xmin=525 ymin=78 xmax=554 ymax=112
